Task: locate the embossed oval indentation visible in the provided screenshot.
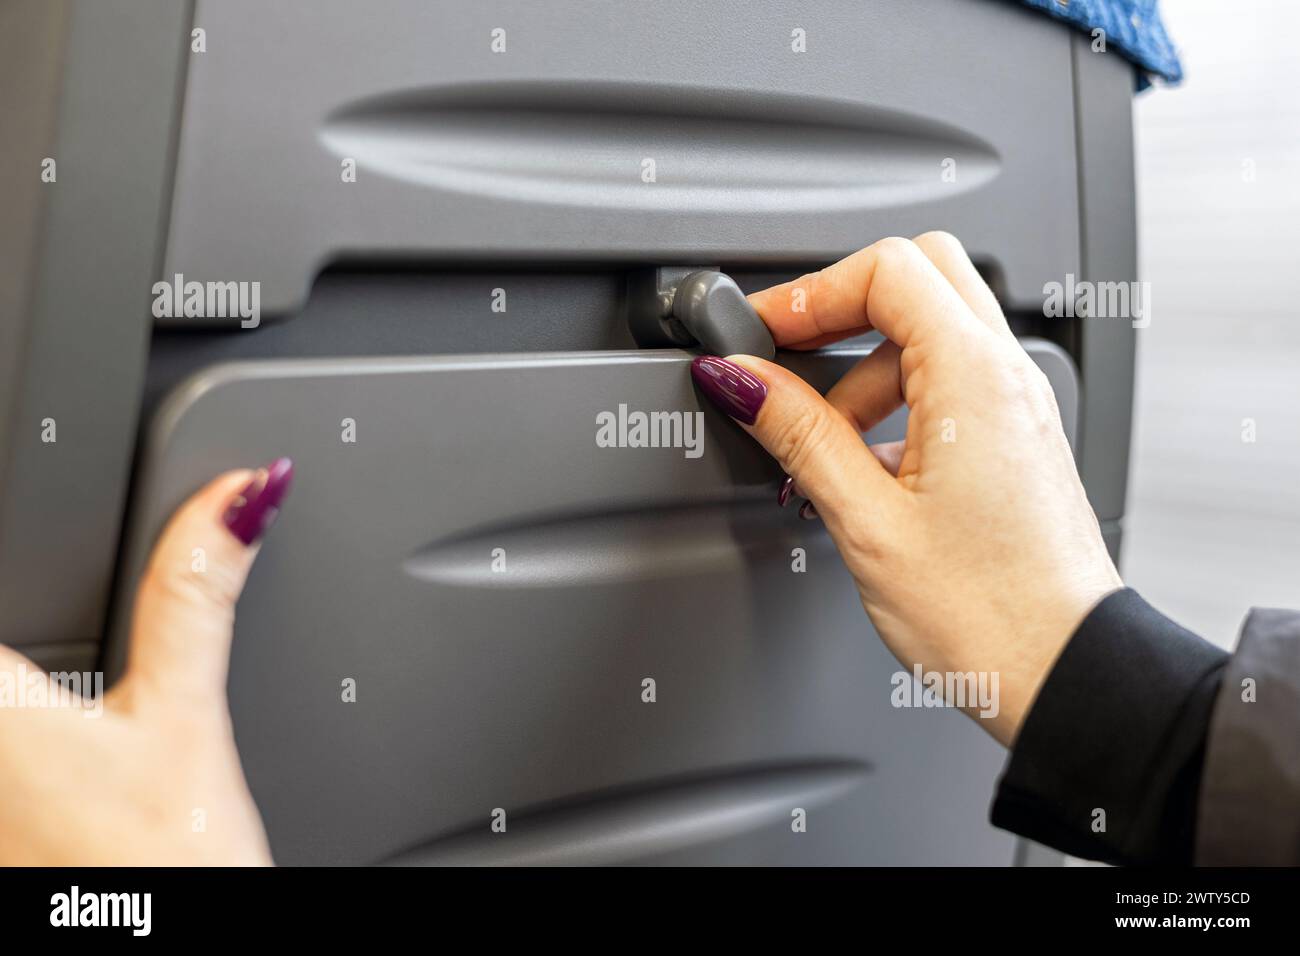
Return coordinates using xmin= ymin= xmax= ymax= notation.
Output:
xmin=321 ymin=82 xmax=1000 ymax=212
xmin=402 ymin=498 xmax=837 ymax=589
xmin=382 ymin=760 xmax=869 ymax=866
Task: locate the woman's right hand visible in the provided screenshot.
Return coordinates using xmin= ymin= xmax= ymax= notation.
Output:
xmin=690 ymin=233 xmax=1123 ymax=746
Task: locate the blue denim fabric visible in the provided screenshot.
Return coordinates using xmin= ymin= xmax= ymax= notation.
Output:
xmin=1014 ymin=0 xmax=1182 ymax=87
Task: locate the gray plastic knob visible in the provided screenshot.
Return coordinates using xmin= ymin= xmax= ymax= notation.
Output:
xmin=627 ymin=266 xmax=776 ymax=360
xmin=672 ymin=271 xmax=776 ymax=360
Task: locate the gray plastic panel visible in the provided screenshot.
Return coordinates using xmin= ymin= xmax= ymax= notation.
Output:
xmin=163 ymin=0 xmax=1080 ymax=318
xmin=109 ymin=340 xmax=1075 ymax=865
xmin=1072 ymin=35 xmax=1139 ymax=523
xmin=0 ymin=0 xmax=193 ymax=648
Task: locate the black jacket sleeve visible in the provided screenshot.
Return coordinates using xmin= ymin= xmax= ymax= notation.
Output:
xmin=989 ymin=588 xmax=1228 ymax=865
xmin=1196 ymin=607 xmax=1300 ymax=864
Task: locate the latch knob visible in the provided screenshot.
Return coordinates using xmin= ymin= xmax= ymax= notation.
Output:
xmin=628 ymin=267 xmax=776 ymax=361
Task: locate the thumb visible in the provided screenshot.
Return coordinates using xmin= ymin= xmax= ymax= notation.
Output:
xmin=126 ymin=458 xmax=293 ymax=707
xmin=690 ymin=356 xmax=897 ymax=525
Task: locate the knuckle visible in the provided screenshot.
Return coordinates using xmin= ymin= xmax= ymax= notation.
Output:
xmin=768 ymin=404 xmax=834 ymax=477
xmin=142 ymin=561 xmax=240 ymax=615
xmin=915 ymin=230 xmax=965 ymax=257
xmin=1034 ymin=365 xmax=1055 ymax=398
xmin=804 ymin=268 xmax=835 ymax=333
xmin=1003 ymin=355 xmax=1038 ymax=392
xmin=963 ymin=328 xmax=1008 ymax=371
xmin=1014 ymin=355 xmax=1054 ymax=396
xmin=873 ymin=235 xmax=921 ymax=267
xmin=999 ymin=355 xmax=1058 ymax=409
xmin=1037 ymin=369 xmax=1062 ymax=412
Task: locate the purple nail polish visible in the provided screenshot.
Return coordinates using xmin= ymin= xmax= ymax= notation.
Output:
xmin=223 ymin=457 xmax=294 ymax=546
xmin=798 ymin=499 xmax=819 ymax=521
xmin=690 ymin=356 xmax=767 ymax=426
xmin=777 ymin=475 xmax=795 ymax=507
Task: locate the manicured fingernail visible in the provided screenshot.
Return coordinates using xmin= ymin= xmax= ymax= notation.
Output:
xmin=777 ymin=475 xmax=795 ymax=507
xmin=690 ymin=356 xmax=767 ymax=426
xmin=223 ymin=457 xmax=294 ymax=546
xmin=798 ymin=500 xmax=819 ymax=521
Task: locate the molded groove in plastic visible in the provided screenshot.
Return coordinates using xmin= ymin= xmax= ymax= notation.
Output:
xmin=382 ymin=759 xmax=869 ymax=866
xmin=402 ymin=498 xmax=837 ymax=588
xmin=321 ymin=82 xmax=1000 ymax=212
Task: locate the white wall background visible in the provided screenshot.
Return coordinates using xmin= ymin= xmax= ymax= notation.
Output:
xmin=1125 ymin=0 xmax=1300 ymax=647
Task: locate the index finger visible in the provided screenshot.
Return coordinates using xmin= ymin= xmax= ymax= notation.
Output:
xmin=747 ymin=236 xmax=983 ymax=351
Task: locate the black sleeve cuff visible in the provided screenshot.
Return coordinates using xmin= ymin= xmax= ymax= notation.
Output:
xmin=990 ymin=587 xmax=1228 ymax=865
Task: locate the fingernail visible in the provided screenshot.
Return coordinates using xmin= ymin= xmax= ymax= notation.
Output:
xmin=798 ymin=500 xmax=819 ymax=521
xmin=223 ymin=457 xmax=294 ymax=546
xmin=777 ymin=475 xmax=795 ymax=507
xmin=690 ymin=356 xmax=767 ymax=426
